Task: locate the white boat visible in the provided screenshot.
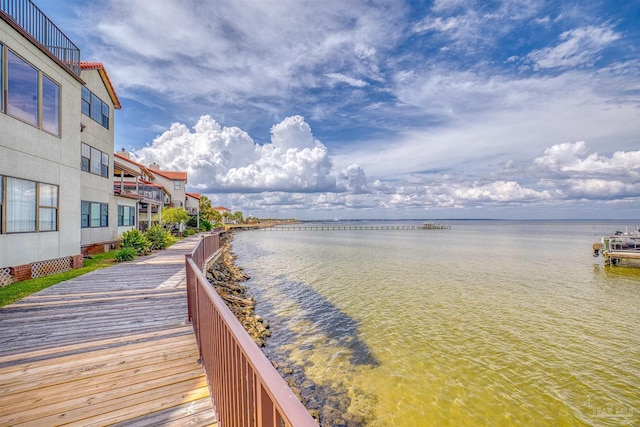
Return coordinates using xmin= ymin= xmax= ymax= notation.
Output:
xmin=595 ymin=227 xmax=640 ymax=266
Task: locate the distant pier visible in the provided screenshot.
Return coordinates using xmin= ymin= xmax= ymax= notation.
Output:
xmin=259 ymin=224 xmax=451 ymax=231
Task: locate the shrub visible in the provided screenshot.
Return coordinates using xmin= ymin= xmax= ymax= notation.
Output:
xmin=146 ymin=225 xmax=174 ymax=250
xmin=114 ymin=247 xmax=137 ymax=262
xmin=121 ymin=229 xmax=151 ymax=255
xmin=200 ymin=219 xmax=212 ymax=231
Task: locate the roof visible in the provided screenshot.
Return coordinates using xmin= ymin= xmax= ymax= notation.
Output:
xmin=113 ymin=153 xmax=188 ymax=184
xmin=113 ymin=158 xmax=143 ymax=177
xmin=152 ymin=170 xmax=188 ymax=183
xmin=114 ymin=153 xmax=155 ymax=179
xmin=81 ymin=62 xmax=121 ymax=109
xmin=186 ymin=192 xmax=201 ymax=200
xmin=213 ymin=206 xmax=231 ymax=212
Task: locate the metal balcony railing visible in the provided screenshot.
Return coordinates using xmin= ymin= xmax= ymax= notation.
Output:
xmin=186 ymin=230 xmax=317 ymax=427
xmin=1 ymin=0 xmax=81 ymax=76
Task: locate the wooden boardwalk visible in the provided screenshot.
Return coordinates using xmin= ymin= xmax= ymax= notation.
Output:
xmin=0 ymin=237 xmax=217 ymax=426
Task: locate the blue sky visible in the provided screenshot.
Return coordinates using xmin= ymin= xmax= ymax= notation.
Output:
xmin=40 ymin=0 xmax=640 ymax=219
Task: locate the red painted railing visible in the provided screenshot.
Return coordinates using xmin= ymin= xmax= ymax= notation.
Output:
xmin=186 ymin=230 xmax=317 ymax=427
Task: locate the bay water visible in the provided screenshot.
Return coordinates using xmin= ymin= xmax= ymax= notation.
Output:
xmin=233 ymin=220 xmax=640 ymax=426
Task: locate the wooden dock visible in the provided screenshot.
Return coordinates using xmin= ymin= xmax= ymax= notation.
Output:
xmin=260 ymin=224 xmax=451 ymax=231
xmin=0 ymin=237 xmax=217 ymax=426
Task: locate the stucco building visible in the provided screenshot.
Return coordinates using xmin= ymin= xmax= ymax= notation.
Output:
xmin=0 ymin=1 xmax=121 ymax=283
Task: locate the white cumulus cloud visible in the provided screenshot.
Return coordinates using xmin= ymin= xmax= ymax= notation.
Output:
xmin=133 ymin=115 xmax=337 ymax=193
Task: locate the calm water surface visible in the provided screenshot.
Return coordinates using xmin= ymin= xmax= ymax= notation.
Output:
xmin=233 ymin=220 xmax=640 ymax=426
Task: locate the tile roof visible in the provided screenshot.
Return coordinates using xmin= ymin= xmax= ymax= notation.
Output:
xmin=152 ymin=170 xmax=188 ymax=183
xmin=114 ymin=153 xmax=156 ymax=179
xmin=213 ymin=206 xmax=231 ymax=212
xmin=113 ymin=153 xmax=187 ymax=183
xmin=80 ymin=62 xmax=122 ymax=109
xmin=186 ymin=192 xmax=201 ymax=200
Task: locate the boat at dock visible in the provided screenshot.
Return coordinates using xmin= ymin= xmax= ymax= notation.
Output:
xmin=594 ymin=227 xmax=640 ymax=266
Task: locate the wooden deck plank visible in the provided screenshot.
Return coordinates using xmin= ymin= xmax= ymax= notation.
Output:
xmin=109 ymin=397 xmax=218 ymax=427
xmin=0 ymin=326 xmax=191 ymax=365
xmin=0 ymin=357 xmax=203 ymax=410
xmin=0 ymin=338 xmax=197 ymax=382
xmin=0 ymin=235 xmax=217 ymax=427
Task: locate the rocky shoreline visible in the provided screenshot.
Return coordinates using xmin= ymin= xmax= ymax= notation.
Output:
xmin=206 ymin=232 xmax=374 ymax=426
xmin=205 ymin=233 xmax=271 ymax=347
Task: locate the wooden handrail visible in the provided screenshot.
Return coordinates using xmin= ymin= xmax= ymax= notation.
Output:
xmin=186 ymin=231 xmax=317 ymax=427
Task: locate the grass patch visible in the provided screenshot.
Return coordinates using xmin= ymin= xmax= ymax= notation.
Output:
xmin=0 ymin=251 xmax=118 ymax=308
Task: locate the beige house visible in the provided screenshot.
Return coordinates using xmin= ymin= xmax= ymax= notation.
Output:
xmin=0 ymin=2 xmax=121 ymax=283
xmin=113 ymin=152 xmax=196 ymax=230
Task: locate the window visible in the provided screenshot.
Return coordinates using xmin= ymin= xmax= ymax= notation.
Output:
xmin=6 ymin=177 xmax=36 ymax=233
xmin=38 ymin=183 xmax=58 ymax=231
xmin=118 ymin=205 xmax=135 ymax=226
xmin=81 ymin=143 xmax=91 ymax=172
xmin=82 ymin=143 xmax=109 ymax=177
xmin=174 ymin=181 xmax=181 ymax=190
xmin=1 ymin=177 xmax=58 ymax=234
xmin=82 ymin=201 xmax=108 ymax=228
xmin=90 ymin=93 xmax=101 ymax=123
xmin=81 ymin=87 xmax=90 ymax=116
xmin=101 ymin=203 xmax=108 ymax=227
xmin=91 ymin=147 xmax=102 ymax=175
xmin=7 ymin=50 xmax=38 ymax=126
xmin=81 ymin=200 xmax=90 ymax=228
xmin=2 ymin=48 xmax=61 ymax=134
xmin=81 ymin=87 xmax=110 ymax=129
xmin=102 ymin=103 xmax=110 ymax=128
xmin=90 ymin=202 xmax=101 ymax=227
xmin=101 ymin=153 xmax=109 ymax=178
xmin=42 ymin=75 xmax=60 ymax=136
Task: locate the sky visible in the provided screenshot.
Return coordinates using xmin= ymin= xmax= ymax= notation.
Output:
xmin=39 ymin=0 xmax=640 ymax=220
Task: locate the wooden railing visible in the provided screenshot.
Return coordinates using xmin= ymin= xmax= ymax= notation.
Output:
xmin=186 ymin=230 xmax=317 ymax=427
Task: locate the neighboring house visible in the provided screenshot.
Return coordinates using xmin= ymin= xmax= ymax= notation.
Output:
xmin=0 ymin=1 xmax=121 ymax=283
xmin=148 ymin=163 xmax=187 ymax=209
xmin=213 ymin=206 xmax=232 ymax=223
xmin=113 ymin=156 xmax=143 ymax=236
xmin=113 ymin=151 xmax=194 ymax=230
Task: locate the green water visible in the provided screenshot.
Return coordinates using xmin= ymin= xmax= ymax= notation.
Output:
xmin=233 ymin=221 xmax=640 ymax=426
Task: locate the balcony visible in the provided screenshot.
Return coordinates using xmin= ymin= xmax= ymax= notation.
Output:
xmin=0 ymin=0 xmax=81 ymax=76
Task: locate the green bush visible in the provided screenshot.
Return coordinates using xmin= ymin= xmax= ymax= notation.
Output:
xmin=146 ymin=225 xmax=174 ymax=250
xmin=200 ymin=219 xmax=212 ymax=231
xmin=121 ymin=229 xmax=151 ymax=255
xmin=114 ymin=246 xmax=137 ymax=262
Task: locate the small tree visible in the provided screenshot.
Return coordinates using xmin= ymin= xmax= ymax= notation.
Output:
xmin=199 ymin=195 xmax=216 ymax=221
xmin=210 ymin=209 xmax=223 ymax=225
xmin=161 ymin=207 xmax=190 ymax=229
